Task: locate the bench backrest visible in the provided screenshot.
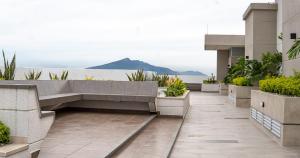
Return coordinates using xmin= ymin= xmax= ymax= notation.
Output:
xmin=0 ymin=80 xmax=71 ymax=96
xmin=69 ymin=80 xmax=158 ymax=97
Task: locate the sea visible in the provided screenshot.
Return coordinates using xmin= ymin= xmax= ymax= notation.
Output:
xmin=13 ymin=68 xmax=208 ymax=83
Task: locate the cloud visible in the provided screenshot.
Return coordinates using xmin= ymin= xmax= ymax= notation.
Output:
xmin=0 ymin=0 xmax=274 ymax=74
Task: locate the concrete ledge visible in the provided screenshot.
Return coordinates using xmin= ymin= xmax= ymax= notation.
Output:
xmin=156 ymin=91 xmax=190 ymax=118
xmin=0 ymin=144 xmax=29 ymax=157
xmin=243 ymin=3 xmax=278 ymax=20
xmin=228 ymin=85 xmax=258 ymax=107
xmin=202 ymin=83 xmax=219 ymax=92
xmin=105 ymin=114 xmax=157 ymax=158
xmin=219 ymin=83 xmax=228 ymax=95
xmin=204 ymin=34 xmax=245 ymax=50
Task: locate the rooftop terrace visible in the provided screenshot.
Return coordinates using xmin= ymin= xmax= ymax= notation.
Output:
xmin=38 ymin=92 xmax=300 ymax=158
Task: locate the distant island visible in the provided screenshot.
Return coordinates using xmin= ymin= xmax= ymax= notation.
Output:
xmin=87 ymin=58 xmax=207 ymax=76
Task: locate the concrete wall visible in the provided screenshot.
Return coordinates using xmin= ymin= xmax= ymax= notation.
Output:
xmin=229 ymin=47 xmax=245 ymax=65
xmin=244 ymin=4 xmax=278 ymax=61
xmin=217 ymin=50 xmax=229 ymax=81
xmin=281 ymin=0 xmax=300 ymax=76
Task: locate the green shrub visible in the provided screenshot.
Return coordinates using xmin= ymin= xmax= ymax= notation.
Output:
xmin=165 ymin=78 xmax=186 ymax=97
xmin=25 ymin=70 xmax=42 ymax=80
xmin=126 ymin=69 xmax=149 ymax=81
xmin=151 ymin=73 xmax=169 ymax=87
xmin=259 ymin=76 xmax=300 ymax=96
xmin=0 ymin=121 xmax=10 ymax=145
xmin=203 ymin=73 xmax=217 ymax=84
xmin=0 ymin=50 xmax=16 ymax=80
xmin=49 ymin=70 xmax=69 ymax=80
xmin=261 ymin=51 xmax=282 ymax=77
xmin=232 ymin=77 xmax=252 ymax=86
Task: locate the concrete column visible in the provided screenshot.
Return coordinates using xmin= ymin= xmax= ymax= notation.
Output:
xmin=244 ymin=3 xmax=278 ymax=61
xmin=217 ymin=50 xmax=229 ymax=81
xmin=281 ymin=0 xmax=300 ymax=76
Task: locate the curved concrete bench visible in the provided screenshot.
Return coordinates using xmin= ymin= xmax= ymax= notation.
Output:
xmin=0 ymin=84 xmax=55 ymax=158
xmin=0 ymin=80 xmax=158 ymax=112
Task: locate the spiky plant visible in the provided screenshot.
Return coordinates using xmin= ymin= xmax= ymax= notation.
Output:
xmin=25 ymin=70 xmax=42 ymax=80
xmin=49 ymin=70 xmax=69 ymax=80
xmin=151 ymin=73 xmax=169 ymax=87
xmin=126 ymin=69 xmax=148 ymax=81
xmin=287 ymin=39 xmax=300 ymax=60
xmin=0 ymin=50 xmax=16 ymax=80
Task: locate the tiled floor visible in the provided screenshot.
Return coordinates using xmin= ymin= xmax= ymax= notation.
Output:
xmin=112 ymin=117 xmax=183 ymax=158
xmin=170 ymin=92 xmax=300 ymax=158
xmin=39 ymin=110 xmax=154 ymax=158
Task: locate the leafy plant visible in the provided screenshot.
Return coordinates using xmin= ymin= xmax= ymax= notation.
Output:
xmin=49 ymin=70 xmax=69 ymax=80
xmin=0 ymin=50 xmax=16 ymax=80
xmin=126 ymin=69 xmax=149 ymax=81
xmin=287 ymin=39 xmax=300 ymax=60
xmin=259 ymin=76 xmax=300 ymax=97
xmin=165 ymin=78 xmax=186 ymax=97
xmin=0 ymin=121 xmax=10 ymax=145
xmin=25 ymin=70 xmax=42 ymax=80
xmin=261 ymin=51 xmax=282 ymax=77
xmin=203 ymin=73 xmax=217 ymax=84
xmin=223 ymin=57 xmax=246 ymax=84
xmin=151 ymin=73 xmax=169 ymax=87
xmin=232 ymin=77 xmax=251 ymax=86
xmin=244 ymin=59 xmax=263 ymax=84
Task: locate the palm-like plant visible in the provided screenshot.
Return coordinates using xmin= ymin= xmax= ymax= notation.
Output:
xmin=0 ymin=50 xmax=16 ymax=80
xmin=287 ymin=39 xmax=300 ymax=60
xmin=49 ymin=70 xmax=69 ymax=80
xmin=25 ymin=70 xmax=42 ymax=80
xmin=126 ymin=69 xmax=148 ymax=81
xmin=261 ymin=51 xmax=282 ymax=77
xmin=151 ymin=73 xmax=169 ymax=87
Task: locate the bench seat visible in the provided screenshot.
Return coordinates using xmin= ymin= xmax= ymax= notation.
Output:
xmin=81 ymin=93 xmax=156 ymax=102
xmin=39 ymin=93 xmax=82 ymax=107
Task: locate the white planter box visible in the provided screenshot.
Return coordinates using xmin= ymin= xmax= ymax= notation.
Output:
xmin=228 ymin=85 xmax=258 ymax=107
xmin=201 ymin=83 xmax=219 ymax=92
xmin=251 ymin=90 xmax=300 ymax=146
xmin=156 ymin=91 xmax=190 ymax=118
xmin=219 ymin=83 xmax=228 ymax=95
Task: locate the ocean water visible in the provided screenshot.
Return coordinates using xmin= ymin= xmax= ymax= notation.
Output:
xmin=13 ymin=68 xmax=207 ymax=83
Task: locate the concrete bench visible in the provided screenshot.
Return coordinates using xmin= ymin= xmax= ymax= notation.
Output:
xmin=0 ymin=80 xmax=158 ymax=112
xmin=0 ymin=84 xmax=55 ymax=158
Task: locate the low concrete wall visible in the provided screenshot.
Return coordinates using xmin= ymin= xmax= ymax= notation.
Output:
xmin=219 ymin=83 xmax=228 ymax=95
xmin=202 ymin=83 xmax=219 ymax=92
xmin=185 ymin=83 xmax=201 ymax=91
xmin=0 ymin=85 xmax=55 ymax=157
xmin=0 ymin=144 xmax=30 ymax=158
xmin=228 ymin=85 xmax=258 ymax=107
xmin=156 ymin=91 xmax=190 ymax=118
xmin=251 ymin=90 xmax=300 ymax=146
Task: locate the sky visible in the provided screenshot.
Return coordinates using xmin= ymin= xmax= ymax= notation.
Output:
xmin=0 ymin=0 xmax=274 ymax=74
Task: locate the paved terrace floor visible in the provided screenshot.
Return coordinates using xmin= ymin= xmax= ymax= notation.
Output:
xmin=39 ymin=111 xmax=154 ymax=158
xmin=39 ymin=92 xmax=300 ymax=158
xmin=170 ymin=92 xmax=300 ymax=158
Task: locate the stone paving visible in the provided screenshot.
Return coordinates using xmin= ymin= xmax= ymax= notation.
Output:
xmin=39 ymin=110 xmax=153 ymax=158
xmin=170 ymin=92 xmax=300 ymax=158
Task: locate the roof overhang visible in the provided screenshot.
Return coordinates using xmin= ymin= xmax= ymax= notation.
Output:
xmin=243 ymin=3 xmax=278 ymax=20
xmin=204 ymin=34 xmax=245 ymax=51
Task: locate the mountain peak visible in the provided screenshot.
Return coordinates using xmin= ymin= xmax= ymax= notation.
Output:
xmin=87 ymin=58 xmax=206 ymax=76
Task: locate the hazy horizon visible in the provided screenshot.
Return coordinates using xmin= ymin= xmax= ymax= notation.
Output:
xmin=0 ymin=0 xmax=274 ymax=75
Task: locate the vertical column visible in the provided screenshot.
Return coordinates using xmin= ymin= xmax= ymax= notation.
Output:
xmin=217 ymin=50 xmax=229 ymax=81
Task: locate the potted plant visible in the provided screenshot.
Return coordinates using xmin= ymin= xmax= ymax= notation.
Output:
xmin=202 ymin=73 xmax=219 ymax=92
xmin=156 ymin=78 xmax=190 ymax=118
xmin=251 ymin=73 xmax=300 ymax=146
xmin=227 ymin=52 xmax=282 ymax=107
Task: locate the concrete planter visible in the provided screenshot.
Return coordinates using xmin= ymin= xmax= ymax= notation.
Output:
xmin=228 ymin=85 xmax=258 ymax=107
xmin=201 ymin=83 xmax=219 ymax=92
xmin=251 ymin=90 xmax=300 ymax=146
xmin=219 ymin=83 xmax=228 ymax=95
xmin=156 ymin=91 xmax=190 ymax=118
xmin=0 ymin=144 xmax=30 ymax=158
